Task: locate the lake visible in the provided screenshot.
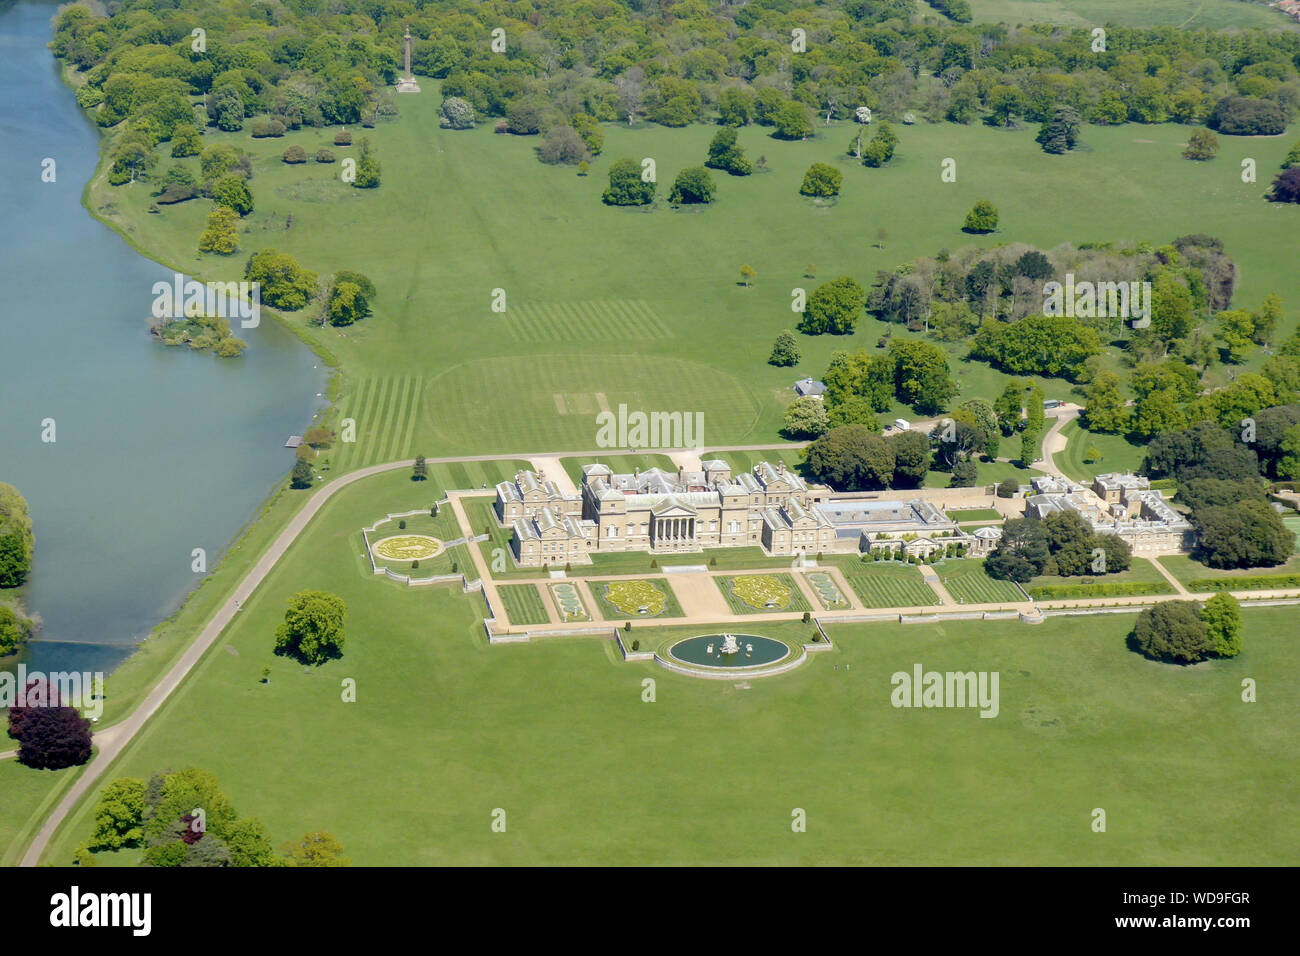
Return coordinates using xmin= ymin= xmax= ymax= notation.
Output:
xmin=0 ymin=0 xmax=326 ymax=676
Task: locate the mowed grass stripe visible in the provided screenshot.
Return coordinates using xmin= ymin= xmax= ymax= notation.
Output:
xmin=553 ymin=302 xmax=587 ymax=340
xmin=361 ymin=377 xmax=395 ymax=468
xmin=497 ymin=584 xmax=550 ymax=626
xmin=623 ymin=299 xmax=671 ymax=338
xmin=381 ymin=375 xmax=416 ymax=465
xmin=334 ymin=375 xmax=376 ymax=473
xmin=397 ymin=377 xmax=423 ymax=463
xmin=844 ymin=573 xmax=940 ymax=609
xmin=447 ymin=461 xmax=472 ymax=489
xmin=587 ymin=299 xmax=636 ymax=339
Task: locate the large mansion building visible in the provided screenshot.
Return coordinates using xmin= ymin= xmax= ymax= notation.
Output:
xmin=1024 ymin=473 xmax=1193 ymax=552
xmin=495 ymin=460 xmax=1007 ymax=568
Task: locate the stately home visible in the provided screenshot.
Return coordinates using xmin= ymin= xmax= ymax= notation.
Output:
xmin=1024 ymin=473 xmax=1193 ymax=553
xmin=496 ymin=460 xmax=1009 ymax=568
xmin=497 ymin=460 xmax=839 ymax=566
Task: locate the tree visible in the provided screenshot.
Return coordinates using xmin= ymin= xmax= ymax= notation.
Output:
xmin=985 ymin=518 xmax=1048 ymax=582
xmin=705 ymin=127 xmax=752 ymax=175
xmin=1082 ymin=372 xmax=1128 ymax=433
xmin=1132 ymin=601 xmax=1213 ymax=664
xmin=862 ymin=122 xmax=898 ymax=167
xmin=326 ymin=281 xmax=369 ymax=326
xmin=739 ymin=264 xmax=756 ymax=287
xmin=283 ymin=831 xmax=350 ymax=867
xmin=197 ymin=206 xmax=239 ymax=254
xmin=0 ymin=606 xmax=34 ymax=656
xmin=718 ymin=88 xmax=754 ymax=127
xmin=889 ymin=430 xmax=932 ymax=488
xmin=804 ymin=425 xmax=895 ymax=491
xmin=800 ymin=162 xmax=842 ymax=198
xmin=783 ymin=396 xmax=831 ymax=439
xmin=0 ymin=483 xmax=34 ymax=588
xmin=282 ymin=145 xmax=307 ymax=164
xmin=799 ymin=276 xmax=866 ymax=335
xmin=602 ymin=157 xmax=655 ymax=206
xmin=212 ymin=175 xmax=253 ymax=216
xmin=11 ymin=690 xmax=93 ymax=770
xmin=890 ymin=339 xmax=957 ymax=414
xmin=1192 ymin=500 xmax=1293 ymax=569
xmin=1278 ymin=423 xmax=1300 ymax=480
xmin=986 ymin=85 xmax=1024 ymax=126
xmin=1207 ymin=96 xmax=1287 ymax=136
xmin=413 ymin=455 xmax=428 ymax=481
xmin=1182 ymin=128 xmax=1219 ymax=161
xmin=668 ymin=166 xmax=715 ymax=204
xmin=245 ymin=249 xmax=317 ymax=310
xmin=439 ymin=96 xmax=475 ymax=130
xmin=769 ymin=330 xmax=800 ymax=367
xmin=1198 ymin=591 xmax=1244 ymax=659
xmin=1042 ymin=511 xmax=1094 ymax=575
xmin=353 ymin=138 xmax=380 ymax=188
xmin=170 ymin=124 xmax=202 ymax=158
xmin=225 ymin=817 xmax=280 ymax=867
xmin=963 ymin=199 xmax=998 ymax=233
xmin=950 ymin=458 xmax=978 ymax=487
xmin=537 ymin=126 xmax=589 ymax=165
xmin=1084 ymin=443 xmax=1102 ymax=464
xmin=1214 ymin=309 xmax=1256 ymax=363
xmin=1019 ymin=428 xmax=1039 ymax=465
xmin=290 ymin=458 xmax=313 ymax=489
xmin=274 ymin=590 xmax=347 ymax=665
xmin=505 ymin=99 xmax=546 ymax=134
xmin=1269 ymin=168 xmax=1300 ymax=204
xmin=971 ymin=315 xmax=1102 ymax=380
xmin=995 ymin=381 xmax=1024 ymax=435
xmin=771 ymin=100 xmax=812 ymax=140
xmin=997 ymin=477 xmax=1020 ymax=498
xmin=89 ymin=778 xmax=147 ymax=851
xmin=1034 ymin=106 xmax=1080 ymax=154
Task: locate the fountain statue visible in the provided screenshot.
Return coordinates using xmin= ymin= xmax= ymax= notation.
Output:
xmin=720 ymin=633 xmax=741 ymax=655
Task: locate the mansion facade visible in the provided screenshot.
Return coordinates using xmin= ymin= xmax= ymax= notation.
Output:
xmin=497 ymin=460 xmax=838 ymax=567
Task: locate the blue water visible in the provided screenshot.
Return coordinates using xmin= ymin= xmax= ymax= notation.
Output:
xmin=0 ymin=1 xmax=326 ymax=675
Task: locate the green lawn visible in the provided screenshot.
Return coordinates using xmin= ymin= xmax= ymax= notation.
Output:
xmin=1158 ymin=554 xmax=1300 ymax=592
xmin=1055 ymin=420 xmax=1147 ymax=483
xmin=91 ymin=93 xmax=1300 ymax=464
xmin=33 ymin=465 xmax=1299 ymax=865
xmin=587 ymin=546 xmax=791 ymax=575
xmin=717 ymin=573 xmax=812 ymax=614
xmin=946 ymin=508 xmax=1002 ymax=522
xmin=0 ymin=759 xmax=84 ymax=867
xmin=842 ymin=561 xmax=941 ymax=608
xmin=497 ymin=584 xmax=551 ymax=626
xmin=1025 ymin=557 xmax=1175 ymax=600
xmin=939 ymin=559 xmax=1028 ymax=604
xmin=967 ymin=0 xmax=1294 ymax=30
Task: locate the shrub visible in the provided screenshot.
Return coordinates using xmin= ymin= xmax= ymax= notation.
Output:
xmin=439 ymin=96 xmax=475 ymax=130
xmin=283 ymin=145 xmax=307 ymax=164
xmin=316 ymin=148 xmax=335 ymax=163
xmin=155 ymin=184 xmax=197 ymax=204
xmin=250 ymin=118 xmax=286 ymax=138
xmin=668 ymin=166 xmax=715 ymax=204
xmin=398 ymin=519 xmax=406 ymax=529
xmin=631 ymin=639 xmax=640 ymax=651
xmin=799 ymin=162 xmax=842 ymax=198
xmin=333 ymin=129 xmax=352 ymax=146
xmin=1131 ymin=601 xmax=1213 ymax=664
xmin=537 ymin=125 xmax=590 ymax=165
xmin=1206 ymin=96 xmax=1287 ymax=136
xmin=963 ymin=199 xmax=999 ymax=233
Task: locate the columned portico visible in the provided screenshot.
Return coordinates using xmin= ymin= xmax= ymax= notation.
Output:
xmin=652 ymin=514 xmax=696 ymax=549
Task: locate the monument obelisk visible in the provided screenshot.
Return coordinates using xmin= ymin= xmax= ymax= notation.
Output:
xmin=396 ymin=25 xmax=420 ymax=93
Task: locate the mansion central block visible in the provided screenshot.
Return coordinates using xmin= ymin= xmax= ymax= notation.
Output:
xmin=497 ymin=460 xmax=838 ymax=567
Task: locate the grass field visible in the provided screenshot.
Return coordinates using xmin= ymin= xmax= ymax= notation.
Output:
xmin=1158 ymin=553 xmax=1300 ymax=592
xmin=946 ymin=508 xmax=1002 ymax=522
xmin=0 ymin=760 xmax=83 ymax=867
xmin=939 ymin=560 xmax=1028 ymax=604
xmin=592 ymin=578 xmax=684 ymax=619
xmin=1025 ymin=557 xmax=1175 ymax=600
xmin=718 ymin=573 xmax=812 ymax=614
xmin=966 ymin=0 xmax=1294 ymax=30
xmin=842 ymin=561 xmax=941 ymax=608
xmin=701 ymin=448 xmax=809 ymax=478
xmin=88 ymin=90 xmax=1300 ymax=464
xmin=497 ymin=584 xmax=551 ymax=626
xmin=587 ymin=546 xmax=791 ymax=575
xmin=31 ymin=466 xmax=1299 ymax=865
xmin=1054 ymin=420 xmax=1147 ymax=483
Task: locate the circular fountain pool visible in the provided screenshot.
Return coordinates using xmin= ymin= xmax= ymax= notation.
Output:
xmin=667 ymin=634 xmax=791 ymax=669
